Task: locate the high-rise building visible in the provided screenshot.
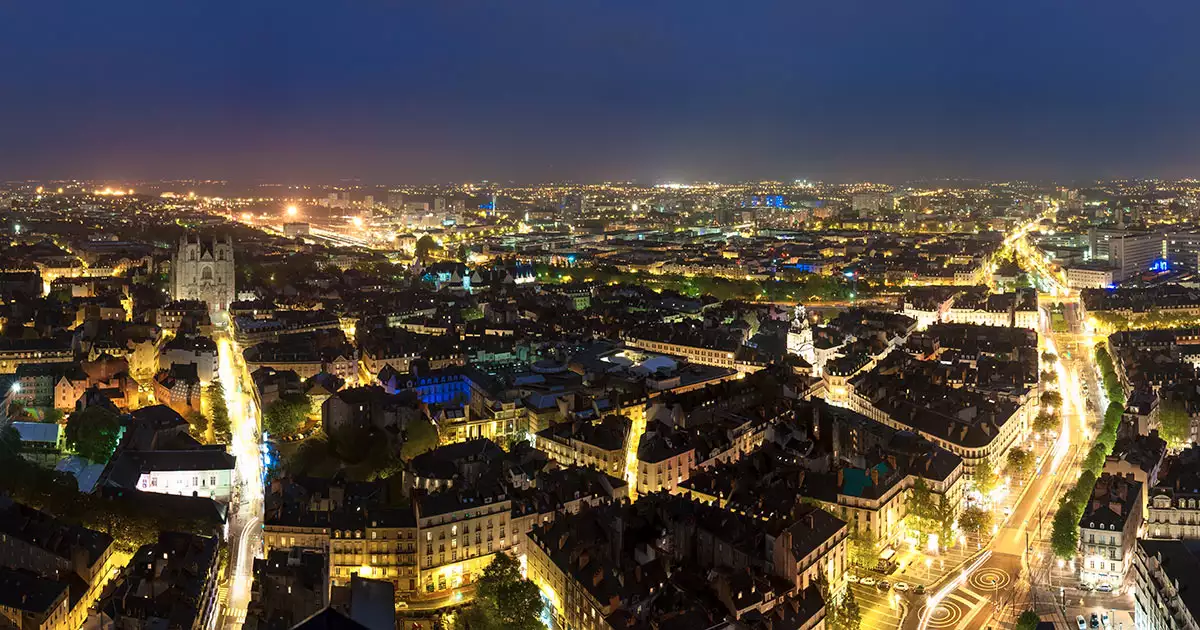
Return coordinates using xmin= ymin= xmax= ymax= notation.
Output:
xmin=1109 ymin=232 xmax=1165 ymax=280
xmin=171 ymin=235 xmax=236 ymax=311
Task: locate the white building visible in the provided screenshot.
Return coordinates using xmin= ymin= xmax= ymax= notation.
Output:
xmin=1110 ymin=232 xmax=1165 ymax=280
xmin=132 ymin=450 xmax=236 ymax=503
xmin=1066 ymin=264 xmax=1116 ymax=289
xmin=158 ymin=335 xmax=218 ymax=384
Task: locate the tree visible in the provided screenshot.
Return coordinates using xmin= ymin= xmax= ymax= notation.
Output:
xmin=838 ymin=588 xmax=862 ymax=630
xmin=456 ymin=243 xmax=469 ymax=262
xmin=1159 ymin=397 xmax=1192 ymax=448
xmin=1051 ymin=501 xmax=1081 ymax=560
xmin=974 ymin=460 xmax=998 ymax=496
xmin=262 ymin=393 xmax=311 ymax=438
xmin=1041 ymin=351 xmax=1058 ymax=365
xmin=401 ymin=417 xmax=440 ymax=460
xmin=209 ymin=379 xmax=231 ymax=443
xmin=0 ymin=425 xmax=22 ymax=461
xmin=415 ymin=234 xmax=440 ymax=264
xmin=1041 ymin=369 xmax=1058 ymax=384
xmin=1040 ymin=391 xmax=1062 ymax=409
xmin=958 ymin=505 xmax=992 ymax=534
xmin=1016 ymin=610 xmax=1041 ymax=630
xmin=186 ymin=411 xmax=210 ymax=441
xmin=456 ymin=553 xmax=543 ymax=630
xmin=848 ymin=528 xmax=879 ymax=568
xmin=1005 ymin=447 xmax=1035 ymax=479
xmin=1033 ymin=410 xmax=1060 ymax=434
xmin=65 ymin=406 xmax=122 ymax=463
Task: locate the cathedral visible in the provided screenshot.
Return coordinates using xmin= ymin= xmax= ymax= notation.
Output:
xmin=171 ymin=235 xmax=236 ymax=311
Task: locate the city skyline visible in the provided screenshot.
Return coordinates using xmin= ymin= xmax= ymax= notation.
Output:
xmin=5 ymin=1 xmax=1200 ymax=183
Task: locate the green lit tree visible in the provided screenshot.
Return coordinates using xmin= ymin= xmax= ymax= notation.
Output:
xmin=401 ymin=417 xmax=440 ymax=460
xmin=65 ymin=406 xmax=122 ymax=463
xmin=1159 ymin=397 xmax=1192 ymax=449
xmin=454 ymin=552 xmax=543 ymax=630
xmin=848 ymin=527 xmax=879 ymax=568
xmin=974 ymin=460 xmax=998 ymax=496
xmin=1005 ymin=447 xmax=1035 ymax=479
xmin=1033 ymin=410 xmax=1060 ymax=434
xmin=958 ymin=505 xmax=992 ymax=534
xmin=262 ymin=393 xmax=311 ymax=438
xmin=209 ymin=379 xmax=231 ymax=443
xmin=1040 ymin=391 xmax=1062 ymax=409
xmin=186 ymin=411 xmax=210 ymax=441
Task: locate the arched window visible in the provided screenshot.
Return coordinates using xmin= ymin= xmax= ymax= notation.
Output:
xmin=201 ymin=267 xmax=213 ymax=281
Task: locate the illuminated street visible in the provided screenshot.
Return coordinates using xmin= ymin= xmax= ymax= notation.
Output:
xmin=217 ymin=331 xmax=265 ymax=630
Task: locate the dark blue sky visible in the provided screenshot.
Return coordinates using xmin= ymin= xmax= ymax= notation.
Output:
xmin=3 ymin=1 xmax=1199 ymax=183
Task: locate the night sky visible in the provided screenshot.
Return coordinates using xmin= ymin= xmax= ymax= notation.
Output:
xmin=3 ymin=1 xmax=1200 ymax=184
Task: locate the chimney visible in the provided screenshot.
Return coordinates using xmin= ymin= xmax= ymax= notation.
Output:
xmin=837 ymin=469 xmax=844 ymax=488
xmin=870 ymin=467 xmax=879 ymax=488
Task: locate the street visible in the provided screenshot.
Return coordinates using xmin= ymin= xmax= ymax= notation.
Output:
xmin=874 ymin=222 xmax=1122 ymax=629
xmin=216 ymin=331 xmax=266 ymax=630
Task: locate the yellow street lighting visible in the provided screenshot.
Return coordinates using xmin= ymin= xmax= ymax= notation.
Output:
xmin=286 ymin=205 xmax=299 ymax=217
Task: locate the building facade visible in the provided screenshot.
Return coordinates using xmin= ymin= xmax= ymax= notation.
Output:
xmin=171 ymin=235 xmax=235 ymax=311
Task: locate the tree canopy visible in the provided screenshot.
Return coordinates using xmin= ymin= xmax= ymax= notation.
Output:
xmin=1016 ymin=611 xmax=1041 ymax=630
xmin=262 ymin=393 xmax=311 ymax=438
xmin=1005 ymin=447 xmax=1035 ymax=479
xmin=65 ymin=406 xmax=122 ymax=463
xmin=974 ymin=460 xmax=998 ymax=496
xmin=401 ymin=417 xmax=440 ymax=460
xmin=1159 ymin=397 xmax=1191 ymax=448
xmin=958 ymin=505 xmax=992 ymax=534
xmin=455 ymin=553 xmax=543 ymax=630
xmin=415 ymin=234 xmax=440 ymax=264
xmin=209 ymin=379 xmax=231 ymax=443
xmin=1033 ymin=410 xmax=1060 ymax=434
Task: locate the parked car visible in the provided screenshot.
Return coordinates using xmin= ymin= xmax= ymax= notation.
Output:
xmin=1090 ymin=613 xmax=1100 ymax=628
xmin=1076 ymin=615 xmax=1087 ymax=630
xmin=894 ymin=582 xmax=910 ymax=592
xmin=877 ymin=580 xmax=891 ymax=591
xmin=1097 ymin=584 xmax=1113 ymax=593
xmin=860 ymin=577 xmax=876 ymax=587
xmin=914 ymin=585 xmax=926 ymax=595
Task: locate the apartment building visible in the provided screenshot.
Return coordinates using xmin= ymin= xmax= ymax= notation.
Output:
xmin=1080 ymin=473 xmax=1144 ymax=588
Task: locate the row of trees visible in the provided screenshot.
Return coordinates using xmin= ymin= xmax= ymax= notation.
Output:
xmin=1095 ymin=345 xmax=1126 ymax=405
xmin=532 ymin=263 xmax=866 ymax=303
xmin=1050 ymin=348 xmax=1127 ymax=559
xmin=1089 ymin=308 xmax=1200 ymax=333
